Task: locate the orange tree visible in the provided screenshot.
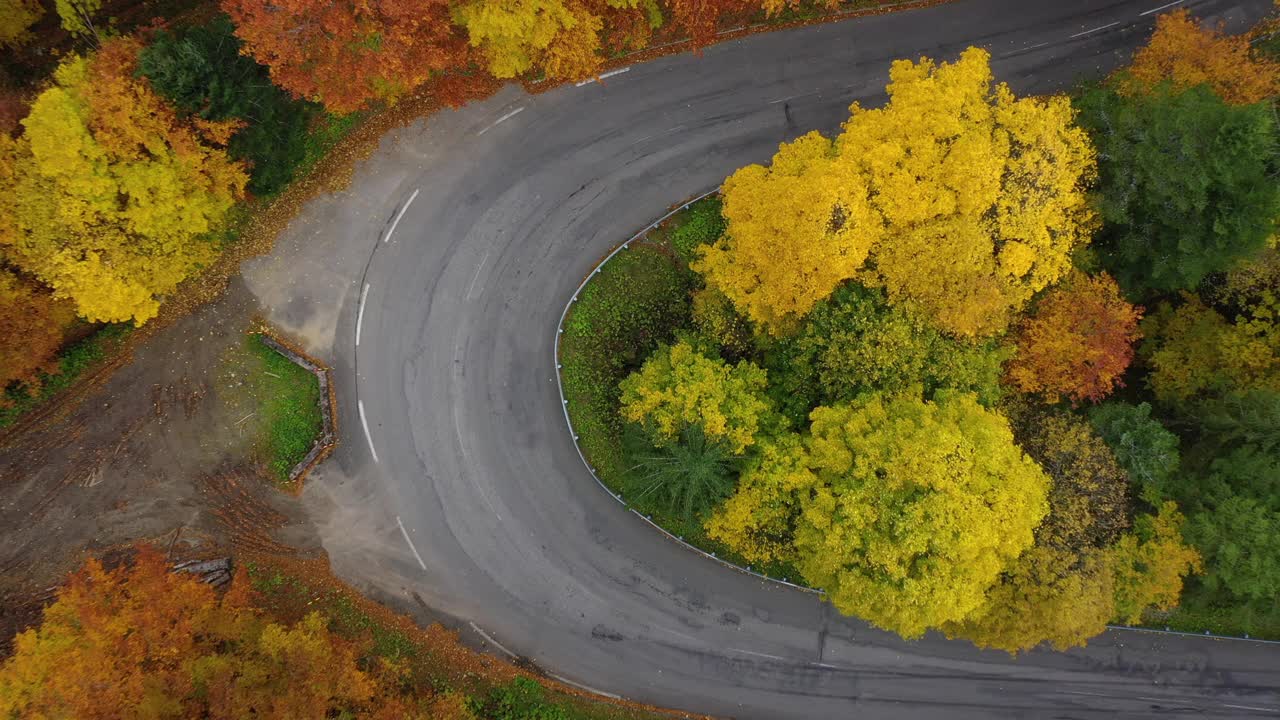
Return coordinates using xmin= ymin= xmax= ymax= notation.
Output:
xmin=0 ymin=547 xmax=415 ymax=719
xmin=1125 ymin=8 xmax=1280 ymax=105
xmin=223 ymin=0 xmax=469 ymax=114
xmin=1005 ymin=272 xmax=1142 ymax=405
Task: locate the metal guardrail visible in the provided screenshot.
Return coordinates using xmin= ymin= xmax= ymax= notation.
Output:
xmin=550 ymin=190 xmax=1278 ymax=644
xmin=552 ymin=188 xmax=821 ymax=595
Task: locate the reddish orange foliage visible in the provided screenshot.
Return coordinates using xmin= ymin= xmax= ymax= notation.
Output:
xmin=1127 ymin=8 xmax=1280 ymax=105
xmin=222 ymin=0 xmax=470 ymax=114
xmin=0 ymin=268 xmax=73 ymax=402
xmin=1006 ymin=272 xmax=1142 ymax=405
xmin=667 ymin=0 xmax=759 ymax=45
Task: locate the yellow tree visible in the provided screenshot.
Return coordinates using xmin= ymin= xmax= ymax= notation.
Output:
xmin=618 ymin=339 xmax=771 ymax=453
xmin=692 ymin=132 xmax=882 ymax=332
xmin=709 ymin=391 xmax=1050 ymax=639
xmin=947 ymin=411 xmax=1129 ymax=653
xmin=1 ymin=38 xmax=247 ymax=324
xmin=1111 ymin=502 xmax=1202 ymax=624
xmin=697 ymin=48 xmax=1096 ymax=336
xmin=455 ymin=0 xmax=630 ymax=79
xmin=1125 ymin=8 xmax=1280 ymax=105
xmin=840 ymin=47 xmax=1097 ymax=336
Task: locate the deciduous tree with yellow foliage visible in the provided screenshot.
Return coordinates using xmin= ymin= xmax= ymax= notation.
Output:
xmin=618 ymin=339 xmax=772 ymax=454
xmin=455 ymin=0 xmax=640 ymax=80
xmin=696 ymin=48 xmax=1096 ymax=337
xmin=0 ymin=38 xmax=247 ymax=325
xmin=707 ymin=391 xmax=1050 ymax=638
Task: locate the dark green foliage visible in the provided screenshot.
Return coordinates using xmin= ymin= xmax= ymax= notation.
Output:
xmin=138 ymin=15 xmax=316 ymax=196
xmin=476 ymin=678 xmax=571 ymax=720
xmin=1089 ymin=401 xmax=1181 ymax=502
xmin=1162 ymin=391 xmax=1280 ymax=619
xmin=670 ymin=196 xmax=725 ymax=263
xmin=622 ymin=425 xmax=737 ymax=523
xmin=1074 ymin=84 xmax=1280 ymax=293
xmin=560 ymin=245 xmax=693 ymax=480
xmin=764 ymin=284 xmax=1005 ymax=426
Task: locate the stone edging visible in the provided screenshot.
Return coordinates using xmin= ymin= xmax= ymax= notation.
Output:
xmin=553 ymin=188 xmax=821 ymax=595
xmin=550 ymin=191 xmax=1280 ymax=645
xmin=255 ymin=332 xmax=339 ymax=488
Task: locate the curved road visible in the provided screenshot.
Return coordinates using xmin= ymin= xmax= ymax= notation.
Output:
xmin=242 ymin=1 xmax=1280 ymax=717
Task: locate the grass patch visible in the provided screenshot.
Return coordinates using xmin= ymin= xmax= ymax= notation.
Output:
xmin=0 ymin=324 xmax=132 ymax=429
xmin=222 ymin=335 xmax=323 ymax=486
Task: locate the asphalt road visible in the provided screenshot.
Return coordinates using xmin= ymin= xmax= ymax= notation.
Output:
xmin=241 ymin=1 xmax=1280 ymax=717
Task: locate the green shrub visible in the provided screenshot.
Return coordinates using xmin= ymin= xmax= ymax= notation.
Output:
xmin=559 ymin=245 xmax=693 ymax=479
xmin=670 ymin=197 xmax=725 ymax=263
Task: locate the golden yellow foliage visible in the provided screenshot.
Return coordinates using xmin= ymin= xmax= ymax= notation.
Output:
xmin=948 ymin=546 xmax=1114 ymax=654
xmin=696 ymin=48 xmax=1096 ymax=336
xmin=693 ymin=132 xmax=880 ymax=333
xmin=1111 ymin=501 xmax=1202 ymax=624
xmin=841 ymin=48 xmax=1097 ymax=336
xmin=1142 ymin=294 xmax=1280 ymax=403
xmin=704 ymin=432 xmax=812 ymax=565
xmin=1126 ymin=9 xmax=1280 ymax=105
xmin=456 ymin=0 xmax=618 ymax=79
xmin=1 ymin=39 xmax=247 ymax=324
xmin=709 ymin=391 xmax=1050 ymax=639
xmin=618 ymin=340 xmax=771 ymax=453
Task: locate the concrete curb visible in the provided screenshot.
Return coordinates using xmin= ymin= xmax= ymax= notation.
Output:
xmin=553 ymin=187 xmax=821 ymax=596
xmin=255 ymin=332 xmax=339 ymax=489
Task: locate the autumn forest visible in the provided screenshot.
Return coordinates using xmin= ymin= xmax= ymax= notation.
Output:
xmin=0 ymin=0 xmax=1279 ymax=716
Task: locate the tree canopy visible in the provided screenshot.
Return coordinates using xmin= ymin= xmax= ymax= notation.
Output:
xmin=1005 ymin=272 xmax=1142 ymax=405
xmin=1089 ymin=401 xmax=1180 ymax=503
xmin=1125 ymin=9 xmax=1280 ymax=105
xmin=0 ymin=268 xmax=74 ymax=402
xmin=0 ymin=38 xmax=247 ymax=324
xmin=764 ymin=283 xmax=1005 ymax=425
xmin=138 ymin=16 xmax=316 ymax=196
xmin=1075 ymin=83 xmax=1279 ymax=293
xmin=695 ymin=48 xmax=1097 ymax=337
xmin=0 ymin=548 xmax=397 ymax=719
xmin=619 ymin=339 xmax=772 ymax=454
xmin=224 ymin=0 xmax=468 ymax=113
xmin=709 ymin=391 xmax=1050 ymax=638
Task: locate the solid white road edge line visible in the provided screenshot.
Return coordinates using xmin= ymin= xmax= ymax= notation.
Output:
xmin=395 ymin=515 xmax=428 ymax=570
xmin=1070 ymin=20 xmax=1120 ymax=38
xmin=478 ymin=106 xmax=525 ymax=135
xmin=358 ymin=399 xmax=379 ymax=463
xmin=383 ymin=188 xmax=420 ymax=243
xmin=547 ymin=672 xmax=624 ymax=700
xmin=468 ymin=621 xmax=519 ymax=658
xmin=355 ymin=282 xmax=370 ymax=346
xmin=1140 ymin=0 xmax=1183 ymax=16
